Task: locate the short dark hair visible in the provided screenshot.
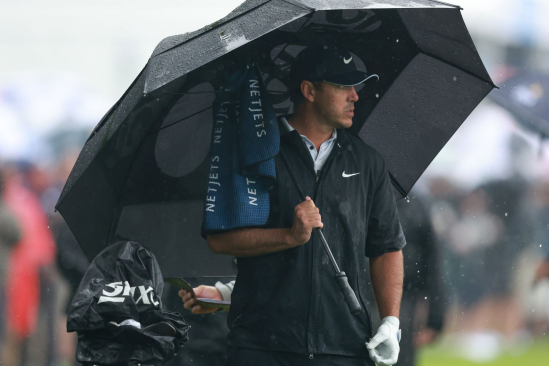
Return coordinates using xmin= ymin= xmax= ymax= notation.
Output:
xmin=290 ymin=80 xmax=323 ymax=110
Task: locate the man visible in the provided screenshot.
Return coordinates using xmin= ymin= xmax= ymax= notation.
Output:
xmin=391 ymin=196 xmax=446 ymax=366
xmin=183 ymin=46 xmax=406 ymax=366
xmin=0 ymin=167 xmax=22 ymax=358
xmin=533 ymin=180 xmax=549 ymax=286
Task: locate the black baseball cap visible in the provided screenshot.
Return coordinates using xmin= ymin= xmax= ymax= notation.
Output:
xmin=291 ymin=45 xmax=379 ymax=87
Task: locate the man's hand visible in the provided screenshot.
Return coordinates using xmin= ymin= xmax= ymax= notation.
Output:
xmin=288 ymin=196 xmax=323 ymax=246
xmin=206 ymin=199 xmax=322 ymax=256
xmin=178 ymin=285 xmax=222 ymax=314
xmin=366 ymin=316 xmax=400 ymax=366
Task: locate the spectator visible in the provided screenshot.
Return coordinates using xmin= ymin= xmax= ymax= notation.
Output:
xmin=0 ymin=167 xmax=22 ymax=354
xmin=398 ymin=196 xmax=447 ymax=366
xmin=1 ymin=164 xmax=56 ymax=366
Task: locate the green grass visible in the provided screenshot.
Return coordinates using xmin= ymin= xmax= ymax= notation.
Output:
xmin=418 ymin=337 xmax=549 ymax=366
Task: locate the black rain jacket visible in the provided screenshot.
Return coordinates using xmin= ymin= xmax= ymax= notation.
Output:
xmin=226 ymin=126 xmax=406 ymax=359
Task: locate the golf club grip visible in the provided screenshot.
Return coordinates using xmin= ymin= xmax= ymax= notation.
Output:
xmin=335 ymin=272 xmax=362 ymax=315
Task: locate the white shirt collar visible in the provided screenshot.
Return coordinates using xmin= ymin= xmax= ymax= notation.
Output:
xmin=280 ymin=117 xmax=337 ymax=141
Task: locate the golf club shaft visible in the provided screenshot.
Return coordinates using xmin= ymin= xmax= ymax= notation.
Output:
xmin=279 ymin=150 xmax=342 ymax=274
xmin=314 ymin=228 xmax=340 ymax=273
xmin=315 ymin=228 xmax=362 ymax=315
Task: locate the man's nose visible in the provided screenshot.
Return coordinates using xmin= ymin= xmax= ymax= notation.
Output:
xmin=348 ymin=87 xmax=359 ymax=102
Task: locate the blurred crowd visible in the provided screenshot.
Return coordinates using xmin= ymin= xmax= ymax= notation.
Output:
xmin=411 ymin=173 xmax=549 ymax=362
xmin=0 ymin=154 xmax=90 ymax=366
xmin=0 ymin=126 xmax=548 ymax=366
xmin=4 ymin=0 xmax=549 ymax=364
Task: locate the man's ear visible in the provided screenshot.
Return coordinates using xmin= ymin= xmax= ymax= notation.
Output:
xmin=300 ymin=81 xmax=316 ymax=103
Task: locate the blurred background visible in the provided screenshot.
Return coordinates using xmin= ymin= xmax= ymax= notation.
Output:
xmin=1 ymin=1 xmax=548 ymax=365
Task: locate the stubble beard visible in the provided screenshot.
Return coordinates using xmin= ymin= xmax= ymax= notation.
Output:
xmin=335 ymin=105 xmax=355 ymax=129
xmin=314 ymin=101 xmax=354 ymax=130
xmin=331 ymin=118 xmax=352 ymax=130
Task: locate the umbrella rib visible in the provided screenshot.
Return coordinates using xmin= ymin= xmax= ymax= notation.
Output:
xmin=106 ymin=136 xmax=150 ymax=252
xmin=157 ymin=90 xmax=288 ymax=95
xmin=388 ymin=171 xmax=408 ymax=199
xmin=160 ymin=91 xmax=234 ymax=95
xmin=88 ymin=66 xmax=149 ymax=143
xmin=490 ymin=94 xmax=549 ymax=137
xmin=147 ymin=106 xmax=213 ymax=135
xmin=153 ymin=0 xmax=276 ymax=58
xmin=427 ymin=0 xmax=462 ymax=9
xmin=107 ymin=89 xmax=186 ymax=245
xmin=147 ymin=87 xmax=286 ymax=137
xmin=278 ymin=0 xmax=313 ymax=11
xmin=418 ymin=52 xmax=496 ymax=89
xmin=269 ymin=10 xmax=314 ymax=68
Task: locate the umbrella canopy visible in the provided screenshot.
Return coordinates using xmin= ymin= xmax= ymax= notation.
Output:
xmin=490 ymin=70 xmax=549 ymax=138
xmin=56 ymin=0 xmax=495 ymax=277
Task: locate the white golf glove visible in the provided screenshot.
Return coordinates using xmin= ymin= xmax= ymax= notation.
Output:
xmin=365 ymin=316 xmax=401 ymax=366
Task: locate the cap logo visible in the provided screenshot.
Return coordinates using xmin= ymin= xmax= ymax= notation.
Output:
xmin=343 ymin=56 xmax=352 ymax=64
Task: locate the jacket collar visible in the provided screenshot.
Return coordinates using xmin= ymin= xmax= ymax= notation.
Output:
xmin=278 ymin=116 xmax=352 ymax=150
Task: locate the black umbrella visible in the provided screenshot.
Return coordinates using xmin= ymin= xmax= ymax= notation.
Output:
xmin=490 ymin=70 xmax=549 ymax=138
xmin=56 ymin=0 xmax=495 ymax=278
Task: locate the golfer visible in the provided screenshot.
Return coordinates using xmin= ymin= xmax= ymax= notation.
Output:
xmin=184 ymin=46 xmax=406 ymax=366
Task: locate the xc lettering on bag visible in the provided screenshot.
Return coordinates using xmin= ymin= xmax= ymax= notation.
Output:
xmin=97 ymin=281 xmax=159 ymax=306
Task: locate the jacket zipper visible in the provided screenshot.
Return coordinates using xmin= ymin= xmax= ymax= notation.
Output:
xmin=307 ymin=143 xmax=346 ymax=355
xmin=291 ymin=132 xmax=317 ymax=180
xmin=312 ymin=144 xmax=343 ymax=201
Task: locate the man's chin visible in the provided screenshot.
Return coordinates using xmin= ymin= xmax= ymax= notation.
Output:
xmin=327 ymin=116 xmax=353 ymax=130
xmin=337 ymin=118 xmax=353 ymax=129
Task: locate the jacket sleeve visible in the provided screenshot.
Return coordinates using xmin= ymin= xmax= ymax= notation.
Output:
xmin=365 ymin=157 xmax=406 ymax=258
xmin=215 ymin=280 xmax=235 ymax=302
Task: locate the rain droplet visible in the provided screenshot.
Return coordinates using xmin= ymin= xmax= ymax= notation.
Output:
xmin=396 ymin=39 xmax=399 ymax=42
xmin=505 ymin=213 xmax=508 ymax=216
xmin=424 ymin=297 xmax=428 ymax=300
xmin=453 ymin=76 xmax=457 ymax=81
xmin=375 ymin=94 xmax=379 ymax=98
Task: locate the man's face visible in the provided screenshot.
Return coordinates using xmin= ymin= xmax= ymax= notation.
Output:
xmin=311 ymin=82 xmax=359 ymax=129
